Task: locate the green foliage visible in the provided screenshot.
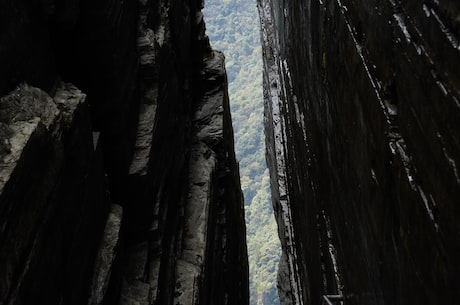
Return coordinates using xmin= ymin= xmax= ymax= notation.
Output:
xmin=203 ymin=1 xmax=281 ymax=305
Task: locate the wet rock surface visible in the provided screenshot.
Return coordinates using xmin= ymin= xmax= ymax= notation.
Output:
xmin=0 ymin=1 xmax=248 ymax=305
xmin=258 ymin=1 xmax=460 ymax=305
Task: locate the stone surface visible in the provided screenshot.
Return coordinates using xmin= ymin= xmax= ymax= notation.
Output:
xmin=174 ymin=51 xmax=249 ymax=305
xmin=258 ymin=1 xmax=460 ymax=305
xmin=0 ymin=82 xmax=108 ymax=305
xmin=89 ymin=204 xmax=123 ymax=305
xmin=0 ymin=1 xmax=248 ymax=305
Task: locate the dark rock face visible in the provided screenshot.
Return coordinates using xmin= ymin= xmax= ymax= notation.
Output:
xmin=0 ymin=1 xmax=248 ymax=305
xmin=0 ymin=83 xmax=107 ymax=305
xmin=258 ymin=1 xmax=460 ymax=305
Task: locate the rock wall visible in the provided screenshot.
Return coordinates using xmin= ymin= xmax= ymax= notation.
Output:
xmin=0 ymin=1 xmax=248 ymax=305
xmin=258 ymin=1 xmax=460 ymax=305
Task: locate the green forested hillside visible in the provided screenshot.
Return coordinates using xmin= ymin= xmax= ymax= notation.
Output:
xmin=203 ymin=1 xmax=281 ymax=305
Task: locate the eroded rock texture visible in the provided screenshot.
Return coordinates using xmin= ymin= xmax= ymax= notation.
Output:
xmin=0 ymin=1 xmax=248 ymax=305
xmin=258 ymin=1 xmax=460 ymax=305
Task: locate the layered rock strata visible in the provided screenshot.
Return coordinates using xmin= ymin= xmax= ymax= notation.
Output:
xmin=0 ymin=1 xmax=248 ymax=305
xmin=258 ymin=1 xmax=460 ymax=305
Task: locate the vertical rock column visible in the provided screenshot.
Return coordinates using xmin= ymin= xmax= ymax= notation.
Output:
xmin=91 ymin=1 xmax=249 ymax=305
xmin=173 ymin=51 xmax=248 ymax=305
xmin=257 ymin=2 xmax=304 ymax=305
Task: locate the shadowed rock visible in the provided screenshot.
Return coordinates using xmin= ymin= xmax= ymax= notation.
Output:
xmin=0 ymin=1 xmax=248 ymax=305
xmin=258 ymin=1 xmax=460 ymax=305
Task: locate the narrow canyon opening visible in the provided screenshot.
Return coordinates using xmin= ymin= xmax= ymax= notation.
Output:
xmin=1 ymin=1 xmax=458 ymax=305
xmin=203 ymin=1 xmax=281 ymax=305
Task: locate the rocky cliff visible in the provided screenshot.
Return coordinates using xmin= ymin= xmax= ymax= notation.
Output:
xmin=0 ymin=1 xmax=248 ymax=305
xmin=258 ymin=1 xmax=460 ymax=305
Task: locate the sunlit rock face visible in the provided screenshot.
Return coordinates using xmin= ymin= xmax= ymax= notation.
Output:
xmin=258 ymin=1 xmax=460 ymax=305
xmin=0 ymin=1 xmax=248 ymax=305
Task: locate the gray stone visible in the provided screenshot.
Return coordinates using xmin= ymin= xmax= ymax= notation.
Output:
xmin=89 ymin=204 xmax=123 ymax=305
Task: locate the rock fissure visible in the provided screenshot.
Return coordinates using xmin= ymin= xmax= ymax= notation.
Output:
xmin=2 ymin=0 xmax=458 ymax=304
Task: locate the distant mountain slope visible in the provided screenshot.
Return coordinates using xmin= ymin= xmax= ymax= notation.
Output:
xmin=203 ymin=1 xmax=281 ymax=305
